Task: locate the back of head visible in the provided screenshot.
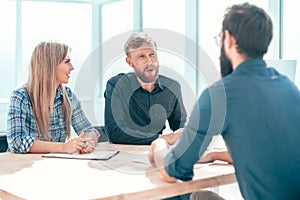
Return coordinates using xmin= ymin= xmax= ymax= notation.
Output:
xmin=222 ymin=3 xmax=273 ymax=58
xmin=124 ymin=32 xmax=157 ymax=57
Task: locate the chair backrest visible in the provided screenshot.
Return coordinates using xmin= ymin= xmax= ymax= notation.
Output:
xmin=93 ymin=125 xmax=109 ymax=142
xmin=0 ymin=134 xmax=8 ymax=152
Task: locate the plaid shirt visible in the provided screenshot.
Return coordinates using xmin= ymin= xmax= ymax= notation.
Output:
xmin=7 ymin=86 xmax=99 ymax=153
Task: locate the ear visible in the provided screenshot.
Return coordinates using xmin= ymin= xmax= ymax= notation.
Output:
xmin=224 ymin=30 xmax=236 ymax=49
xmin=126 ymin=57 xmax=133 ymax=67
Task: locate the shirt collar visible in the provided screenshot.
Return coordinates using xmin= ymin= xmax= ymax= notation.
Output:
xmin=236 ymin=58 xmax=266 ymax=69
xmin=55 ymin=86 xmax=64 ymax=100
xmin=128 ymin=72 xmax=164 ymax=92
xmin=232 ymin=58 xmax=267 ymax=74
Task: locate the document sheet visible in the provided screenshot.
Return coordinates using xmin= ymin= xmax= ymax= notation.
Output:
xmin=42 ymin=150 xmax=120 ymax=160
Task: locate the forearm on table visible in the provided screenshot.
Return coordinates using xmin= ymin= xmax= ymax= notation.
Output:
xmin=28 ymin=140 xmax=64 ymax=153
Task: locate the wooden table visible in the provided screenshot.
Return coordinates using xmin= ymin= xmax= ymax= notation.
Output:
xmin=0 ymin=142 xmax=236 ymax=200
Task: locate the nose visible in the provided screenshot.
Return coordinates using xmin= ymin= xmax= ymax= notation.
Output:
xmin=70 ymin=63 xmax=74 ymax=70
xmin=145 ymin=56 xmax=153 ymax=65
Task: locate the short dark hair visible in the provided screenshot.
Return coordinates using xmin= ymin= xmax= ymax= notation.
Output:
xmin=222 ymin=3 xmax=273 ymax=58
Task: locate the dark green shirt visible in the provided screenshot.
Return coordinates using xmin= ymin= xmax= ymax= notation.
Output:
xmin=104 ymin=73 xmax=187 ymax=144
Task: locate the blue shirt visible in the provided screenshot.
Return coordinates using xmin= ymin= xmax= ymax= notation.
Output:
xmin=165 ymin=59 xmax=300 ymax=200
xmin=7 ymin=86 xmax=99 ymax=153
xmin=104 ymin=73 xmax=187 ymax=144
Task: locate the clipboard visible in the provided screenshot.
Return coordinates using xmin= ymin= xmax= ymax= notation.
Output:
xmin=42 ymin=150 xmax=120 ymax=160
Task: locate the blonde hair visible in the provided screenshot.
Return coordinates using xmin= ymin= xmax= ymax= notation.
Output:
xmin=26 ymin=41 xmax=72 ymax=140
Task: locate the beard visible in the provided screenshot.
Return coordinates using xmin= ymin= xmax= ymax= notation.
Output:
xmin=220 ymin=45 xmax=233 ymax=77
xmin=135 ymin=64 xmax=159 ymax=83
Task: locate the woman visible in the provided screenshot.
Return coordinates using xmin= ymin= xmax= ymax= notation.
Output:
xmin=7 ymin=41 xmax=99 ymax=154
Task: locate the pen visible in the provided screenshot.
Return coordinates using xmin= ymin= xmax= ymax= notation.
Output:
xmin=80 ymin=149 xmax=85 ymax=154
xmin=80 ymin=140 xmax=89 ymax=154
xmin=80 ymin=137 xmax=92 ymax=154
xmin=80 ymin=142 xmax=86 ymax=154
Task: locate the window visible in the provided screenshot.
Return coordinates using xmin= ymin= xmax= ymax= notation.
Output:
xmin=282 ymin=1 xmax=300 ymax=86
xmin=0 ymin=1 xmax=15 ymax=131
xmin=198 ymin=0 xmax=270 ymax=95
xmin=199 ymin=0 xmax=269 ymax=69
xmin=143 ymin=0 xmax=191 ymax=111
xmin=102 ymin=0 xmax=134 ymax=42
xmin=0 ymin=1 xmax=16 ymax=99
xmin=143 ymin=0 xmax=185 ymax=36
xmin=94 ymin=0 xmax=134 ymax=124
xmin=0 ymin=0 xmax=293 ymax=132
xmin=100 ymin=0 xmax=134 ymax=95
xmin=22 ymin=1 xmax=92 ymax=87
xmin=0 ymin=1 xmax=92 ymax=131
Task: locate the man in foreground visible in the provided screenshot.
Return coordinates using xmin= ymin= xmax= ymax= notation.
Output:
xmin=150 ymin=3 xmax=300 ymax=200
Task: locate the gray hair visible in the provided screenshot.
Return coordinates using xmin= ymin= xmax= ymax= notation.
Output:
xmin=124 ymin=32 xmax=157 ymax=57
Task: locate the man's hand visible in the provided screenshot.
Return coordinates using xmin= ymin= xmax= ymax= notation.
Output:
xmin=148 ymin=138 xmax=177 ymax=183
xmin=198 ymin=151 xmax=233 ymax=164
xmin=159 ymin=128 xmax=184 ymax=145
xmin=149 ymin=138 xmax=168 ymax=167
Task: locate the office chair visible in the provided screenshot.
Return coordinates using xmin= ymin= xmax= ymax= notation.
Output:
xmin=0 ymin=134 xmax=8 ymax=152
xmin=93 ymin=125 xmax=109 ymax=143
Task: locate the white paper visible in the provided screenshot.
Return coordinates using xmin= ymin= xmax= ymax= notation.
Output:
xmin=193 ymin=162 xmax=213 ymax=169
xmin=132 ymin=156 xmax=151 ymax=165
xmin=42 ymin=150 xmax=119 ymax=160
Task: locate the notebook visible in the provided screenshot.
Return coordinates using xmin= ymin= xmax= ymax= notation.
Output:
xmin=42 ymin=150 xmax=119 ymax=160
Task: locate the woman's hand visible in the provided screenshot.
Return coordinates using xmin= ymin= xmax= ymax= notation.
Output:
xmin=81 ymin=132 xmax=98 ymax=153
xmin=63 ymin=132 xmax=87 ymax=153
